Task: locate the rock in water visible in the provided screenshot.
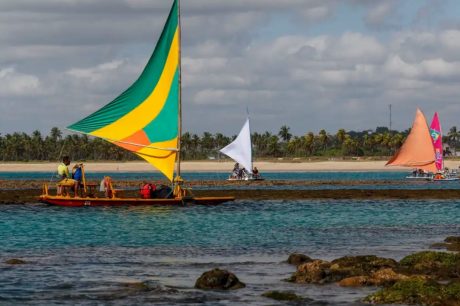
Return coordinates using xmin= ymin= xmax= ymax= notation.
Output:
xmin=290 ymin=259 xmax=333 ymax=284
xmin=339 ymin=276 xmax=371 ymax=287
xmin=194 ymin=268 xmax=245 ymax=290
xmin=262 ymin=291 xmax=305 ymax=301
xmin=330 ymin=255 xmax=397 ymax=276
xmin=364 ymin=277 xmax=460 ymax=305
xmin=5 ymin=258 xmax=27 ymax=265
xmin=287 ymin=253 xmax=313 ymax=266
xmin=399 ymin=251 xmax=460 ymax=279
xmin=291 ymin=255 xmax=398 ymax=284
xmin=339 ymin=268 xmax=408 ymax=287
xmin=430 ymin=236 xmax=460 ymax=252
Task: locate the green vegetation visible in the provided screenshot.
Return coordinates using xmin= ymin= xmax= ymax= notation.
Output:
xmin=364 ymin=278 xmax=460 ymax=305
xmin=1 ymin=125 xmax=459 ymax=161
xmin=399 ymin=251 xmax=460 ymax=278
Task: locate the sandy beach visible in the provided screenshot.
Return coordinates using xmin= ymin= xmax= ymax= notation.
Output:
xmin=0 ymin=160 xmax=459 ymax=172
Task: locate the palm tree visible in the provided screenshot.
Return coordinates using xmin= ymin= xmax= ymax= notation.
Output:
xmin=448 ymin=126 xmax=459 ymax=156
xmin=278 ymin=125 xmax=292 ymax=142
xmin=304 ymin=132 xmax=315 ymax=156
xmin=267 ymin=135 xmax=280 ymax=157
xmin=318 ymin=129 xmax=328 ymax=151
xmin=336 ymin=129 xmax=346 ymax=146
xmin=31 ymin=130 xmax=44 ymax=160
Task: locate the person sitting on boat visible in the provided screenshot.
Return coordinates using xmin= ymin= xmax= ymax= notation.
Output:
xmin=231 ymin=163 xmax=240 ymax=179
xmin=57 ymin=156 xmax=79 ymax=197
xmin=72 ymin=163 xmax=84 ymax=195
xmin=434 ymin=172 xmax=445 ymax=180
xmin=100 ymin=176 xmax=115 ymax=198
xmin=238 ymin=167 xmax=246 ymax=179
xmin=252 ymin=167 xmax=260 ymax=179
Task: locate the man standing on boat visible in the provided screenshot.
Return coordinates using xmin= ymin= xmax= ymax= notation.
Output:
xmin=57 ymin=156 xmax=78 ymax=197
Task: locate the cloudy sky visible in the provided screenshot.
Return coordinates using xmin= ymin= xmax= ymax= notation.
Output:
xmin=1 ymin=0 xmax=460 ymax=136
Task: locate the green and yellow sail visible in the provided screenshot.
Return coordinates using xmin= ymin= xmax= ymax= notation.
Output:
xmin=68 ymin=0 xmax=179 ymax=181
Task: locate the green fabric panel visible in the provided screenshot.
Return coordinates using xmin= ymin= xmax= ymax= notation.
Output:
xmin=68 ymin=0 xmax=178 ymax=133
xmin=143 ymin=69 xmax=178 ymax=143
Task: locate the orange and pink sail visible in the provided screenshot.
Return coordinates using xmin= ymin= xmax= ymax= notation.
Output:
xmin=386 ymin=108 xmax=437 ymax=172
xmin=429 ymin=112 xmax=443 ymax=171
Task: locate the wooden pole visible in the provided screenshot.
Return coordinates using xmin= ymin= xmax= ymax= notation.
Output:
xmin=81 ymin=164 xmax=87 ymax=194
xmin=176 ymin=0 xmax=182 ymax=179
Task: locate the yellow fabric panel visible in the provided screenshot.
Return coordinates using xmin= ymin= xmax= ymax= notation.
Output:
xmin=135 ymin=137 xmax=178 ymax=181
xmin=91 ymin=29 xmax=179 ymax=141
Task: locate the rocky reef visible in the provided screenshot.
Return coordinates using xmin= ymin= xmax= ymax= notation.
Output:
xmin=287 ymin=237 xmax=460 ymax=305
xmin=194 ymin=268 xmax=245 ymax=290
xmin=5 ymin=258 xmax=27 ymax=265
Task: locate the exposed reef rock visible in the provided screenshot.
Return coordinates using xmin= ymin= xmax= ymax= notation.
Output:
xmin=290 ymin=255 xmax=397 ymax=284
xmin=398 ymin=251 xmax=460 ymax=279
xmin=431 ymin=236 xmax=460 ymax=252
xmin=5 ymin=258 xmax=27 ymax=265
xmin=287 ymin=253 xmax=313 ymax=266
xmin=194 ymin=268 xmax=245 ymax=290
xmin=364 ymin=277 xmax=460 ymax=305
xmin=261 ymin=290 xmax=305 ymax=301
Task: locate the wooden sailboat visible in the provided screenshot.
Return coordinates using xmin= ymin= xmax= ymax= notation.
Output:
xmin=386 ymin=108 xmax=437 ymax=179
xmin=39 ymin=0 xmax=234 ymax=206
xmin=219 ymin=117 xmax=263 ymax=181
xmin=429 ymin=112 xmax=459 ymax=181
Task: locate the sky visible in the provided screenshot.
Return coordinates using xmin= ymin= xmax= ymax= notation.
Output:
xmin=2 ymin=0 xmax=460 ymax=136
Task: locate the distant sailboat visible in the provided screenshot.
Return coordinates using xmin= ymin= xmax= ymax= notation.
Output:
xmin=220 ymin=118 xmax=263 ymax=181
xmin=429 ymin=112 xmax=459 ymax=181
xmin=386 ymin=108 xmax=437 ymax=178
xmin=430 ymin=112 xmax=443 ymax=171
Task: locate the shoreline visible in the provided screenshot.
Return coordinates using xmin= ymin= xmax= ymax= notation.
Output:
xmin=2 ymin=160 xmax=457 ymax=173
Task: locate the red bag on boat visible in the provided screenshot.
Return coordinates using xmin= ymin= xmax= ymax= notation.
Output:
xmin=140 ymin=183 xmax=156 ymax=199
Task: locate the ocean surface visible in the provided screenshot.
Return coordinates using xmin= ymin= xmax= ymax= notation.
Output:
xmin=1 ymin=199 xmax=459 ymax=305
xmin=2 ymin=171 xmax=460 ymax=190
xmin=0 ymin=171 xmax=410 ymax=181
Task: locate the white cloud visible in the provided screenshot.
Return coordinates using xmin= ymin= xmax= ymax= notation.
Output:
xmin=0 ymin=67 xmax=41 ymax=96
xmin=67 ymin=60 xmax=124 ymax=83
xmin=364 ymin=0 xmax=397 ymax=27
xmin=2 ymin=1 xmax=460 ymax=135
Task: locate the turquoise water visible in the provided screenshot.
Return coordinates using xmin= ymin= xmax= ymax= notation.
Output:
xmin=3 ymin=171 xmax=460 ymax=190
xmin=0 ymin=171 xmax=405 ymax=181
xmin=1 ymin=200 xmax=459 ymax=305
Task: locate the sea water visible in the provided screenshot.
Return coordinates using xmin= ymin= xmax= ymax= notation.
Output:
xmin=1 ymin=199 xmax=459 ymax=305
xmin=0 ymin=171 xmax=405 ymax=181
xmin=2 ymin=171 xmax=460 ymax=190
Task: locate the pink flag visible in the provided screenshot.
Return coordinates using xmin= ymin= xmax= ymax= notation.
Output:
xmin=429 ymin=112 xmax=443 ymax=171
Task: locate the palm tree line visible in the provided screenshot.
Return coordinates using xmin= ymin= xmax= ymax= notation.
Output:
xmin=1 ymin=126 xmax=459 ymax=162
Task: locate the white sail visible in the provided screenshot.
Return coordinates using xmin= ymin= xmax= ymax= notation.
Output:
xmin=220 ymin=118 xmax=252 ymax=173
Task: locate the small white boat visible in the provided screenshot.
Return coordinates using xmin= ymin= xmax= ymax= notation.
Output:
xmin=220 ymin=117 xmax=263 ymax=181
xmin=405 ymin=174 xmax=433 ymax=180
xmin=227 ymin=176 xmax=264 ymax=181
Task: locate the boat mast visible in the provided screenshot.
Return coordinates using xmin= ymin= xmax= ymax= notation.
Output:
xmin=247 ymin=107 xmax=253 ymax=171
xmin=177 ymin=0 xmax=182 ymax=178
